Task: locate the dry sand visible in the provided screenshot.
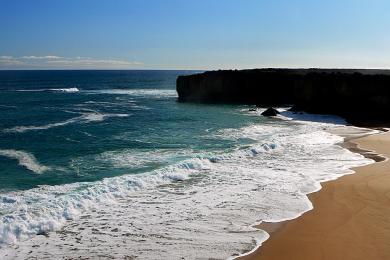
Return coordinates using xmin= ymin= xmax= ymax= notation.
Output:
xmin=242 ymin=131 xmax=390 ymax=260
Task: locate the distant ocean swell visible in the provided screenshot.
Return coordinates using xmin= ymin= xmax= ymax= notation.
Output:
xmin=0 ymin=116 xmax=375 ymax=259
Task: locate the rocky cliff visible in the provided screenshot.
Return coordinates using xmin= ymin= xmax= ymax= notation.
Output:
xmin=176 ymin=69 xmax=390 ymax=123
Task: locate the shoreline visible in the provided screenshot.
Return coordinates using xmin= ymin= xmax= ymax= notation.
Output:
xmin=240 ymin=129 xmax=390 ymax=259
xmin=0 ymin=122 xmax=384 ymax=259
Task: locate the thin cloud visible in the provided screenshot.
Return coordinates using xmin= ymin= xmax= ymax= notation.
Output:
xmin=0 ymin=56 xmax=14 ymax=59
xmin=0 ymin=55 xmax=143 ymax=69
xmin=0 ymin=56 xmax=24 ymax=65
xmin=47 ymin=58 xmax=142 ymax=66
xmin=21 ymin=55 xmax=62 ymax=59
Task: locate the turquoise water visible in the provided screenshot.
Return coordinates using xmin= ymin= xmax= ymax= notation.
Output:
xmin=0 ymin=71 xmax=373 ymax=259
xmin=0 ymin=70 xmax=258 ymax=191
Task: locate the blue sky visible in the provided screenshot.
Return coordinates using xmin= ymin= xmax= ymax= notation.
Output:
xmin=1 ymin=0 xmax=390 ymax=70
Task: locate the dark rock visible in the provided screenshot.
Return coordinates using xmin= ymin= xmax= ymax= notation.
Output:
xmin=176 ymin=69 xmax=390 ymax=123
xmin=261 ymin=107 xmax=280 ymax=117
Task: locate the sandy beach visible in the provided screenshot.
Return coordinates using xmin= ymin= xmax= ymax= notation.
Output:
xmin=242 ymin=130 xmax=390 ymax=260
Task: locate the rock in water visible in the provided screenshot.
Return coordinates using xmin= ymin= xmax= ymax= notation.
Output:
xmin=261 ymin=107 xmax=280 ymax=117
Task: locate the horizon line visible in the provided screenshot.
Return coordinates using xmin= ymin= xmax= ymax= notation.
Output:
xmin=2 ymin=67 xmax=390 ymax=71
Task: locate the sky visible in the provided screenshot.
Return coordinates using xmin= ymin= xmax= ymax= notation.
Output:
xmin=1 ymin=0 xmax=390 ymax=70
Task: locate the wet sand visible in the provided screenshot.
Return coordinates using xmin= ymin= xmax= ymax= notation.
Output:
xmin=242 ymin=131 xmax=390 ymax=260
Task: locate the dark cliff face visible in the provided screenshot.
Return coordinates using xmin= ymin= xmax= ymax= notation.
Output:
xmin=176 ymin=69 xmax=390 ymax=123
xmin=177 ymin=69 xmax=297 ymax=105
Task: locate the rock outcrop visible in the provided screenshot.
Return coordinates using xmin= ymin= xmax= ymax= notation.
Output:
xmin=176 ymin=69 xmax=390 ymax=124
xmin=261 ymin=107 xmax=280 ymax=117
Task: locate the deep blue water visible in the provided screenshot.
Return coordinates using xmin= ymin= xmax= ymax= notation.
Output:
xmin=0 ymin=70 xmax=259 ymax=192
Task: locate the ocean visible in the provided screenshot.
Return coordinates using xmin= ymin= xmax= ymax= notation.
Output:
xmin=0 ymin=70 xmax=374 ymax=259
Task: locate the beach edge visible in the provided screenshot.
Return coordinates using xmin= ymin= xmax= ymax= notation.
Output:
xmin=239 ymin=129 xmax=390 ymax=260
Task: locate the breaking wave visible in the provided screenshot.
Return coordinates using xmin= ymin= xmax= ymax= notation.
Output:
xmin=0 ymin=110 xmax=378 ymax=259
xmin=0 ymin=126 xmax=374 ymax=253
xmin=3 ymin=112 xmax=130 ymax=133
xmin=13 ymin=88 xmax=80 ymax=93
xmin=49 ymin=88 xmax=79 ymax=93
xmin=0 ymin=157 xmax=210 ymax=245
xmin=86 ymin=88 xmax=177 ymax=98
xmin=0 ymin=149 xmax=50 ymax=174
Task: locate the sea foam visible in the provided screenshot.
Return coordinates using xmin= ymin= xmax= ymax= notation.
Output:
xmin=0 ymin=115 xmax=376 ymax=259
xmin=50 ymin=88 xmax=79 ymax=93
xmin=3 ymin=112 xmax=130 ymax=133
xmin=0 ymin=157 xmax=207 ymax=245
xmin=12 ymin=87 xmax=80 ymax=93
xmin=86 ymin=88 xmax=177 ymax=98
xmin=0 ymin=149 xmax=50 ymax=174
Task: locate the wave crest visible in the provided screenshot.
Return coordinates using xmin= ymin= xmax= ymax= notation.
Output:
xmin=0 ymin=157 xmax=209 ymax=245
xmin=0 ymin=149 xmax=50 ymax=174
xmin=50 ymin=88 xmax=79 ymax=93
xmin=13 ymin=88 xmax=80 ymax=93
xmin=86 ymin=89 xmax=177 ymax=98
xmin=3 ymin=112 xmax=130 ymax=133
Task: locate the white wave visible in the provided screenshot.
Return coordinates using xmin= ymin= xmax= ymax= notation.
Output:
xmin=49 ymin=88 xmax=79 ymax=93
xmin=0 ymin=157 xmax=208 ymax=245
xmin=215 ymin=123 xmax=287 ymax=141
xmin=3 ymin=117 xmax=80 ymax=133
xmin=0 ymin=149 xmax=50 ymax=174
xmin=97 ymin=149 xmax=191 ymax=168
xmin=248 ymin=142 xmax=278 ymax=156
xmin=0 ymin=120 xmax=376 ymax=259
xmin=14 ymin=88 xmax=79 ymax=93
xmin=86 ymin=88 xmax=177 ymax=98
xmin=278 ymin=110 xmax=348 ymax=125
xmin=245 ymin=107 xmax=347 ymax=126
xmin=3 ymin=112 xmax=130 ymax=133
